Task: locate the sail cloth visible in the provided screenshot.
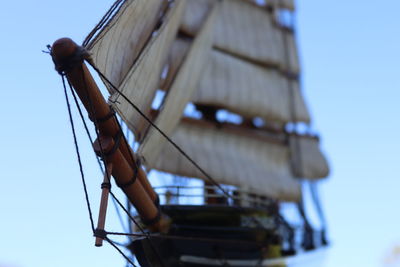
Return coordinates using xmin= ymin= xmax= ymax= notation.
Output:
xmin=243 ymin=0 xmax=295 ymax=11
xmin=86 ymin=0 xmax=167 ymax=89
xmin=193 ymin=50 xmax=310 ymax=123
xmin=269 ymin=0 xmax=295 ymax=11
xmin=139 ymin=2 xmax=220 ymax=165
xmin=99 ymin=0 xmax=185 ymax=139
xmin=181 ymin=0 xmax=300 ymax=73
xmin=290 ymin=136 xmax=330 ymax=179
xmin=159 ymin=38 xmax=191 ymax=91
xmin=150 ymin=119 xmax=302 ymax=201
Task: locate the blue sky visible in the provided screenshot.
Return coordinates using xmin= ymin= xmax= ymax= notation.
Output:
xmin=0 ymin=1 xmax=399 ymax=267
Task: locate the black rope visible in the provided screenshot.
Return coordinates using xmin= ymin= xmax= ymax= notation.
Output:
xmin=78 ymin=63 xmax=167 ymax=267
xmin=309 ymin=182 xmax=328 ymax=245
xmin=83 ymin=53 xmax=270 ymax=231
xmin=297 ymin=200 xmax=315 ymax=251
xmin=87 ymin=61 xmax=235 ymax=201
xmin=68 ymin=79 xmax=105 ymax=173
xmin=82 ymin=0 xmax=125 ymax=47
xmin=68 ymin=75 xmax=133 ymax=235
xmin=105 ymin=237 xmax=138 ymax=267
xmin=53 ymin=46 xmax=90 ymax=75
xmin=108 ymin=190 xmax=167 ymax=267
xmin=63 ymin=60 xmax=164 ymax=265
xmin=61 ymin=75 xmax=95 ymax=233
xmin=116 ymin=173 xmax=137 ymax=189
xmin=55 ymin=40 xmax=297 ymax=264
xmin=53 ymin=43 xmax=165 ymax=266
xmin=279 ymin=7 xmax=320 ymax=252
xmin=90 ymin=107 xmax=116 ymax=123
xmin=112 ymin=196 xmax=130 ymax=234
xmin=106 ymin=231 xmax=265 ymax=246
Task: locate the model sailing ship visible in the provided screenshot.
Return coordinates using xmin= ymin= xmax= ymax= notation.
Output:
xmin=50 ymin=0 xmax=330 ymax=266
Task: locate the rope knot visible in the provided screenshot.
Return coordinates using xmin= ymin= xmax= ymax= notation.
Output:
xmin=94 ymin=228 xmax=108 ymax=239
xmin=51 ymin=45 xmax=91 ymax=75
xmin=101 ymin=182 xmax=111 ymax=190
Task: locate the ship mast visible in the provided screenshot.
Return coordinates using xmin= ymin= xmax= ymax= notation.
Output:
xmin=51 ymin=38 xmax=168 ymax=233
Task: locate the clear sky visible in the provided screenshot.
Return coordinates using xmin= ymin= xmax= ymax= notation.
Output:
xmin=1 ymin=1 xmax=399 ymax=267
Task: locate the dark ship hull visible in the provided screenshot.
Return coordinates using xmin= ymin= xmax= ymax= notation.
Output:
xmin=130 ymin=205 xmax=290 ymax=267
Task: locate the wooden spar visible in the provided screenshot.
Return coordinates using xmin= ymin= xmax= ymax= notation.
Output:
xmin=51 ymin=38 xmax=158 ymax=204
xmin=93 ymin=136 xmax=162 ymax=229
xmin=51 ymin=38 xmax=168 ymax=231
xmin=95 ymin=163 xmax=113 ymax=247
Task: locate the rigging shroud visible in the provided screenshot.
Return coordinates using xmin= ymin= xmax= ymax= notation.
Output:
xmin=149 ymin=119 xmax=302 ymax=202
xmin=87 ymin=0 xmax=167 ymax=88
xmin=106 ymin=0 xmax=185 ymax=140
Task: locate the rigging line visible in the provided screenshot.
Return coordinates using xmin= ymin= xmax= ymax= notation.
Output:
xmin=78 ymin=64 xmax=166 ymax=262
xmin=86 ymin=61 xmax=235 ymax=201
xmin=78 ymin=64 xmax=167 ymax=267
xmin=82 ymin=0 xmax=125 ymax=47
xmin=69 ymin=72 xmax=131 ymax=234
xmin=113 ymin=110 xmax=141 ymax=196
xmin=106 ymin=232 xmax=266 ymax=246
xmin=111 ymin=196 xmax=130 ymax=233
xmin=277 ymin=7 xmax=305 ymax=176
xmin=69 ymin=79 xmax=131 ymax=234
xmin=309 ymin=182 xmax=327 ymax=226
xmin=108 ymin=190 xmax=167 ymax=267
xmin=309 ymin=181 xmax=328 ymax=244
xmin=76 ymin=64 xmax=113 ymax=190
xmin=127 ymin=199 xmax=132 ymax=235
xmin=62 ymin=75 xmax=96 ymax=233
xmin=66 ymin=62 xmax=159 ymax=263
xmin=69 ymin=81 xmax=104 ymax=173
xmin=281 ymin=14 xmax=317 ymax=249
xmin=85 ymin=60 xmax=270 ymax=230
xmin=105 ymin=237 xmax=138 ymax=267
xmin=107 ymin=238 xmax=129 ymax=247
xmin=109 ymin=191 xmax=146 ymax=234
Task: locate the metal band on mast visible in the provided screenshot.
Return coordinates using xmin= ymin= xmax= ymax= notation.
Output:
xmin=51 ymin=37 xmax=168 ymax=232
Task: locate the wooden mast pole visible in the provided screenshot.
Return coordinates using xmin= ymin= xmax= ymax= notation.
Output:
xmin=51 ymin=38 xmax=158 ymax=205
xmin=51 ymin=38 xmax=167 ymax=232
xmin=93 ymin=136 xmax=165 ymax=232
xmin=95 ymin=163 xmax=112 ymax=247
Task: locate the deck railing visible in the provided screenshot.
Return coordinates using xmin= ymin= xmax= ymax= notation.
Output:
xmin=153 ymin=185 xmax=275 ymax=207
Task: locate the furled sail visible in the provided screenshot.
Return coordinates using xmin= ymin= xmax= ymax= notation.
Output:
xmin=127 ymin=0 xmax=329 ymax=195
xmin=181 ymin=0 xmax=299 ymax=73
xmin=84 ymin=0 xmax=329 ymax=202
xmin=159 ymin=38 xmax=190 ymax=91
xmin=150 ymin=119 xmax=302 ymax=201
xmin=109 ymin=0 xmax=185 ymax=139
xmin=193 ymin=50 xmax=310 ymax=123
xmin=87 ymin=0 xmax=185 ymax=139
xmin=139 ymin=1 xmax=220 ymax=165
xmin=290 ymin=135 xmax=330 ymax=179
xmin=86 ymin=0 xmax=167 ymax=88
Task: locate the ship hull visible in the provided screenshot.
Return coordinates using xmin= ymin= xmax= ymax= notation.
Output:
xmin=129 ymin=204 xmax=284 ymax=267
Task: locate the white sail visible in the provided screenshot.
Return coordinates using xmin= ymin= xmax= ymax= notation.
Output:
xmin=107 ymin=0 xmax=185 ymax=139
xmin=290 ymin=135 xmax=330 ymax=179
xmin=150 ymin=119 xmax=302 ymax=201
xmin=193 ymin=49 xmax=310 ymax=123
xmin=87 ymin=0 xmax=167 ymax=88
xmin=181 ymin=0 xmax=299 ymax=73
xmin=159 ymin=38 xmax=191 ymax=91
xmin=139 ymin=2 xmax=220 ymax=165
xmin=269 ymin=0 xmax=295 ymax=11
xmin=86 ymin=0 xmax=329 ymax=196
